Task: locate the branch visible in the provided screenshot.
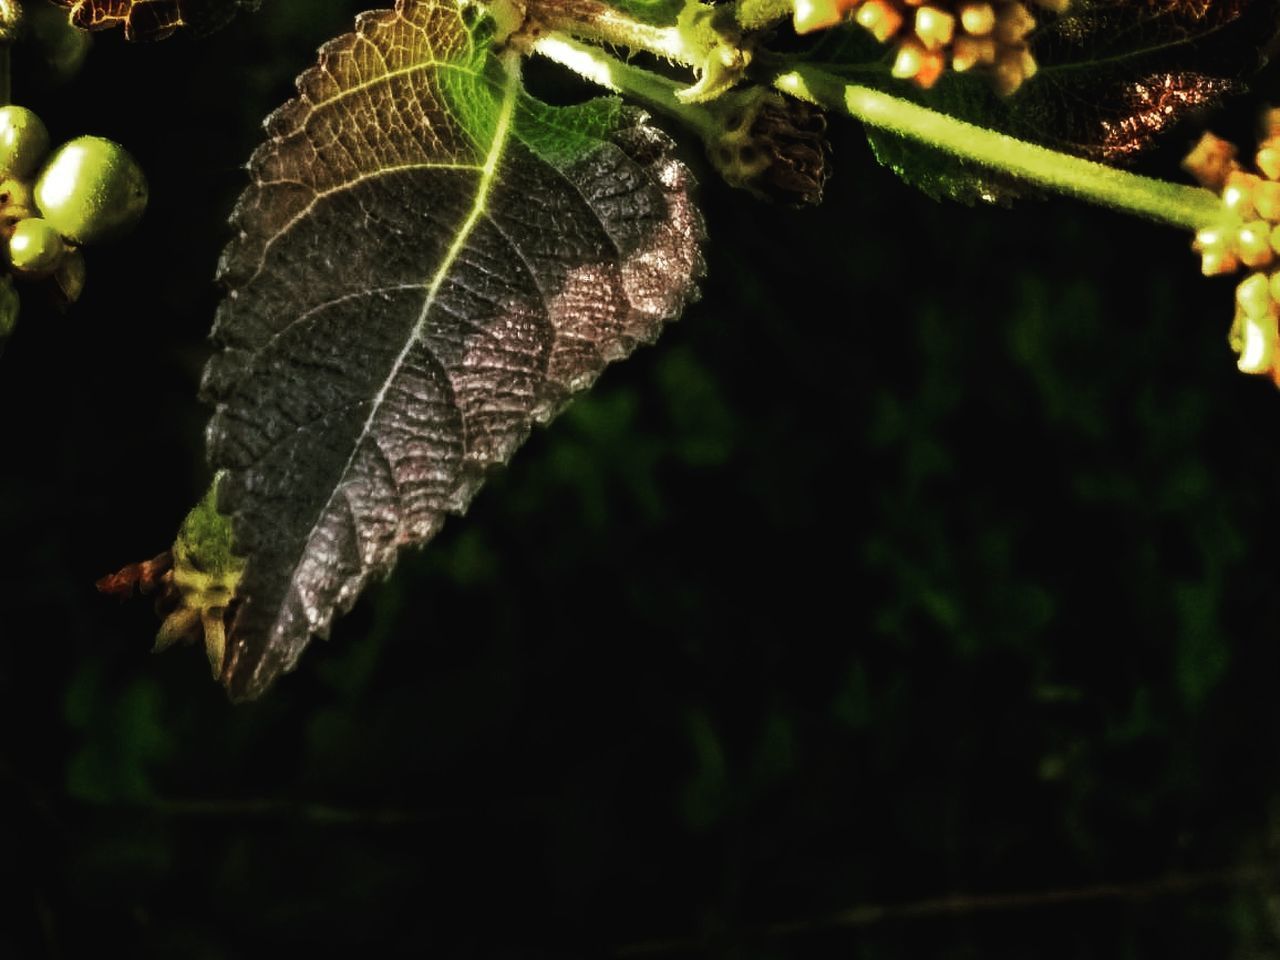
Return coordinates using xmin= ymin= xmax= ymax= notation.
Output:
xmin=771 ymin=64 xmax=1227 ymax=231
xmin=616 ymin=864 xmax=1279 ymax=956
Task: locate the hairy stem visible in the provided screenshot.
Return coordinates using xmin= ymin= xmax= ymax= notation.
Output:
xmin=773 ymin=65 xmax=1225 ymax=231
xmin=524 ymin=0 xmax=698 ymax=66
xmin=532 ymin=34 xmax=722 ymax=141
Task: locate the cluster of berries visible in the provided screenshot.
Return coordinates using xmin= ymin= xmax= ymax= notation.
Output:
xmin=0 ymin=105 xmax=147 ymax=345
xmin=791 ymin=0 xmax=1069 ymax=95
xmin=1184 ymin=112 xmax=1280 ymax=384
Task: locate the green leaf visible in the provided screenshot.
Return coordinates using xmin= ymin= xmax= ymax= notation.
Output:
xmin=203 ymin=0 xmax=704 ymax=700
xmin=609 ymin=0 xmax=685 ymax=25
xmin=804 ymin=0 xmax=1280 ymax=203
xmin=50 ymin=0 xmax=261 ymax=40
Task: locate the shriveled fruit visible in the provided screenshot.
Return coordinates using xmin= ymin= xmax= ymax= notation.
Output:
xmin=34 ymin=136 xmax=147 ymax=245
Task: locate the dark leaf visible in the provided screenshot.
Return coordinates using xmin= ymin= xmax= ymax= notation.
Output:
xmin=202 ymin=0 xmax=704 ymax=699
xmin=803 ymin=0 xmax=1280 ymax=202
xmin=50 ymin=0 xmax=260 ymax=40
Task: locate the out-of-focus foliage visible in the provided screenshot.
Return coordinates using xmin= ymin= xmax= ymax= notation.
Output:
xmin=2 ymin=1 xmax=1280 ymax=957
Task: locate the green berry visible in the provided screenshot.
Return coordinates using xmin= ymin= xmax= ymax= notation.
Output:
xmin=0 ymin=106 xmax=49 ymax=179
xmin=9 ymin=218 xmax=65 ymax=276
xmin=34 ymin=136 xmax=148 ymax=245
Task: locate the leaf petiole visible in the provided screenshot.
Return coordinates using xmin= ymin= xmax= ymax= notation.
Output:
xmin=532 ymin=34 xmax=721 ymax=140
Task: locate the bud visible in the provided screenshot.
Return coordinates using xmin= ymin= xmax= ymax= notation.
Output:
xmin=802 ymin=0 xmax=1069 ymax=95
xmin=1184 ymin=109 xmax=1280 ymax=387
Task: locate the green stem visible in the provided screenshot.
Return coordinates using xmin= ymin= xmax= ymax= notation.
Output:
xmin=773 ymin=65 xmax=1225 ymax=231
xmin=532 ymin=34 xmax=723 ymax=142
xmin=525 ymin=0 xmax=699 ymax=66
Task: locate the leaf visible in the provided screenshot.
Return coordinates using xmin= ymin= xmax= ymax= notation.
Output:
xmin=50 ymin=0 xmax=261 ymax=40
xmin=804 ymin=0 xmax=1280 ymax=203
xmin=202 ymin=0 xmax=703 ymax=700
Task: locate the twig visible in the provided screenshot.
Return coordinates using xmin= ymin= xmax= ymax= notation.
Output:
xmin=616 ymin=864 xmax=1279 ymax=956
xmin=71 ymin=793 xmax=543 ymax=827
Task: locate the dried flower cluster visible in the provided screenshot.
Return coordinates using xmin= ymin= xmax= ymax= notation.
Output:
xmin=1184 ymin=111 xmax=1280 ymax=384
xmin=97 ymin=483 xmax=244 ymax=679
xmin=707 ymin=90 xmax=831 ymax=205
xmin=791 ymin=0 xmax=1070 ymax=95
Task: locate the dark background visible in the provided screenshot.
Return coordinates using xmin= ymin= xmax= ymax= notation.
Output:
xmin=3 ymin=1 xmax=1280 ymax=956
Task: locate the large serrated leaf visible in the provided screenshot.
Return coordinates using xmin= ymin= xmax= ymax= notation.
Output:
xmin=51 ymin=0 xmax=260 ymax=40
xmin=202 ymin=0 xmax=703 ymax=700
xmin=806 ymin=0 xmax=1280 ymax=203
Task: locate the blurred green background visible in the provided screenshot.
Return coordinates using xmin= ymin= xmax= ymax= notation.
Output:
xmin=3 ymin=1 xmax=1280 ymax=956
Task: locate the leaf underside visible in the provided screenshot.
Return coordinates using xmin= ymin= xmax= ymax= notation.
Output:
xmin=203 ymin=0 xmax=703 ymax=700
xmin=51 ymin=0 xmax=261 ymax=40
xmin=807 ymin=0 xmax=1280 ymax=203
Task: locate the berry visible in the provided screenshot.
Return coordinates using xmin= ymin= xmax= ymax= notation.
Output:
xmin=0 ymin=106 xmax=49 ymax=180
xmin=34 ymin=136 xmax=147 ymax=245
xmin=8 ymin=218 xmax=65 ymax=276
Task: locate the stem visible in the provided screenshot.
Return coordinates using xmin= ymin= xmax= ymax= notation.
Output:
xmin=773 ymin=65 xmax=1226 ymax=231
xmin=525 ymin=0 xmax=698 ymax=66
xmin=616 ymin=864 xmax=1275 ymax=956
xmin=532 ymin=34 xmax=722 ymax=142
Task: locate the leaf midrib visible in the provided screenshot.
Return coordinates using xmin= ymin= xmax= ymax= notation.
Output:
xmin=256 ymin=51 xmax=523 ymax=665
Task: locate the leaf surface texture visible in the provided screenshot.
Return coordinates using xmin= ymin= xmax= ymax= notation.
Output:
xmin=203 ymin=0 xmax=702 ymax=699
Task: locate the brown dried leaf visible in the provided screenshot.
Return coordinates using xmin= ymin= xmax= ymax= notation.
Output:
xmin=50 ymin=0 xmax=259 ymax=40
